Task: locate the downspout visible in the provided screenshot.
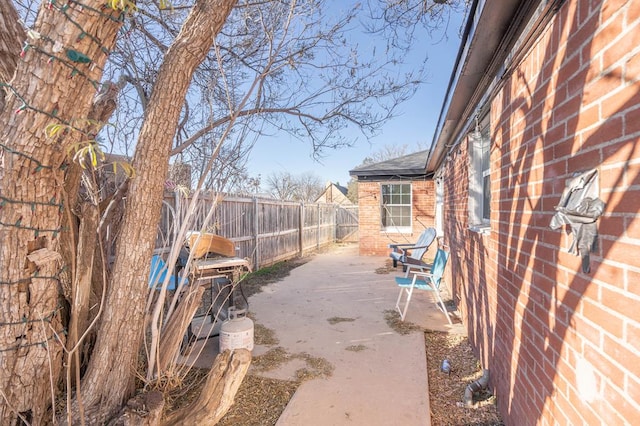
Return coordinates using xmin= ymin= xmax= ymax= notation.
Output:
xmin=464 ymin=369 xmax=490 ymax=407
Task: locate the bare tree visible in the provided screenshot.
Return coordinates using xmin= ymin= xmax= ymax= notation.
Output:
xmin=293 ymin=171 xmax=324 ymax=202
xmin=347 ymin=177 xmax=359 ymax=204
xmin=266 ymin=171 xmax=299 ymax=200
xmin=1 ymin=0 xmax=463 ymax=423
xmin=363 ymin=0 xmax=468 ymax=49
xmin=361 ymin=143 xmax=413 ymax=165
xmin=100 ymin=0 xmax=429 ymax=192
xmin=349 ymin=142 xmax=428 ymax=204
xmin=228 ymin=172 xmax=262 ymax=195
xmin=265 ymin=171 xmax=323 ymax=202
xmin=0 ymin=0 xmax=237 ymax=423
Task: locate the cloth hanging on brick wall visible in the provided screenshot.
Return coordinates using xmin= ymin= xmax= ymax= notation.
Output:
xmin=550 ymin=169 xmax=606 ymax=274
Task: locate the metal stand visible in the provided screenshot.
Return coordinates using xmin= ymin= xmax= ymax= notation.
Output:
xmin=183 ymin=257 xmax=251 ymax=348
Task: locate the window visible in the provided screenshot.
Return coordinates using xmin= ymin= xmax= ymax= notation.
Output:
xmin=469 ymin=116 xmax=491 ymax=229
xmin=381 ymin=183 xmax=412 ymax=232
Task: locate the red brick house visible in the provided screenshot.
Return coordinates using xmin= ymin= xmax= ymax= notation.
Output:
xmin=427 ymin=0 xmax=640 ymax=424
xmin=349 ymin=150 xmax=437 ymax=257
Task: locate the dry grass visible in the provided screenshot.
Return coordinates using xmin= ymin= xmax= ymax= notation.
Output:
xmin=163 ymin=367 xmax=211 ymax=413
xmin=345 ymin=344 xmax=367 ymax=352
xmin=251 ymin=316 xmax=278 ymax=346
xmin=240 ymin=257 xmax=310 ymax=298
xmin=327 ymin=316 xmax=356 ymax=325
xmin=375 ymin=258 xmax=397 ymax=274
xmin=216 ymin=343 xmax=333 ymax=425
xmin=217 ymin=375 xmax=298 ymax=426
xmin=293 ymin=352 xmax=334 ymax=381
xmin=384 ymin=308 xmax=422 ymax=335
xmin=250 ymin=346 xmax=291 ymax=372
xmin=250 ymin=346 xmax=334 ymax=382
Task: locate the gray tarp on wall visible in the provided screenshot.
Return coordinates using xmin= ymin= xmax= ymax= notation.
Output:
xmin=550 ymin=169 xmax=606 ymax=274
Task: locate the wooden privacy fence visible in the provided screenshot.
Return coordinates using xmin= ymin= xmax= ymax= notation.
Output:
xmin=335 ymin=205 xmax=359 ymax=243
xmin=158 ymin=192 xmax=358 ymax=270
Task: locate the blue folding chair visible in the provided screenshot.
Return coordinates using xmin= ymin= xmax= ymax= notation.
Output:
xmin=149 ymin=255 xmax=188 ymax=291
xmin=394 ymin=248 xmax=452 ymax=324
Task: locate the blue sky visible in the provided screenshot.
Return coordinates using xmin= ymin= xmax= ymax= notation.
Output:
xmin=246 ymin=6 xmax=466 ymax=187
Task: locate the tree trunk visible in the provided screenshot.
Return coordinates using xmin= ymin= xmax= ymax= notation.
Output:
xmin=75 ymin=0 xmax=238 ymax=422
xmin=61 ymin=76 xmax=126 ymax=393
xmin=0 ymin=1 xmax=25 ymax=112
xmin=65 ymin=202 xmax=99 ymax=384
xmin=0 ymin=1 xmax=123 ymax=423
xmin=163 ymin=349 xmax=252 ymax=426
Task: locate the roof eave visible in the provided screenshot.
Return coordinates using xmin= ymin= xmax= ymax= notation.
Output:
xmin=426 ymin=0 xmax=532 ymax=172
xmin=349 ymin=168 xmax=427 ymax=177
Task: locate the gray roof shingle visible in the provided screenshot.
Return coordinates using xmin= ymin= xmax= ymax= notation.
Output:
xmin=349 ymin=150 xmax=429 ymax=178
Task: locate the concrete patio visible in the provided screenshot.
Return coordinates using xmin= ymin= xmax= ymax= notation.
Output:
xmin=188 ymin=243 xmax=466 ymax=425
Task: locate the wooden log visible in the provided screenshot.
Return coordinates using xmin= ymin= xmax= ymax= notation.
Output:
xmin=162 ymin=349 xmax=252 ymax=426
xmin=157 ymin=285 xmax=205 ymax=373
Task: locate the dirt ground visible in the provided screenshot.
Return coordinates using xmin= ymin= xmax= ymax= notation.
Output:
xmin=423 ymin=331 xmax=503 ymax=425
xmin=183 ymin=248 xmax=504 ymax=425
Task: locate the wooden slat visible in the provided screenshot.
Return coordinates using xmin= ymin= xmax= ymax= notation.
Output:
xmin=158 ymin=193 xmax=357 ymax=270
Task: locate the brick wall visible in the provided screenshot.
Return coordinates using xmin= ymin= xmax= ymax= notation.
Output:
xmin=357 ymin=180 xmax=435 ymax=256
xmin=439 ymin=1 xmax=640 ymax=424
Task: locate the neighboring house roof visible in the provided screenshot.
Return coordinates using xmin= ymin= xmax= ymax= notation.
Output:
xmin=427 ymin=0 xmax=542 ymax=171
xmin=315 ymin=182 xmax=353 ymax=205
xmin=349 ymin=150 xmax=430 ymax=180
xmin=331 ymin=182 xmax=349 ymax=197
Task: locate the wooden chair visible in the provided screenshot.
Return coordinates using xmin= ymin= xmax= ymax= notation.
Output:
xmin=388 ymin=228 xmax=437 ymax=276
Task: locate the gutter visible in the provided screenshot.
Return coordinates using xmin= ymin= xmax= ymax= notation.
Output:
xmin=427 ymin=0 xmax=481 ymax=172
xmin=426 ymin=0 xmax=539 ymax=172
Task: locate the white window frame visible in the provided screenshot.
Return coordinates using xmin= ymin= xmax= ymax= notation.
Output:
xmin=468 ymin=115 xmax=491 ymax=232
xmin=381 ymin=182 xmax=412 ymax=233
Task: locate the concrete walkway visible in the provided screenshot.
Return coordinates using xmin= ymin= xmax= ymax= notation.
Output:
xmin=253 ymin=244 xmax=464 ymax=425
xmin=188 ymin=243 xmax=465 ymax=425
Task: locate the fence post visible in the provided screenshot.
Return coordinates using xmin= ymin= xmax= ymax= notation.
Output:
xmin=253 ymin=197 xmax=259 ymax=270
xmin=333 ymin=203 xmax=340 ymax=243
xmin=316 ymin=203 xmax=320 ymax=249
xmin=299 ymin=202 xmax=304 ymax=256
